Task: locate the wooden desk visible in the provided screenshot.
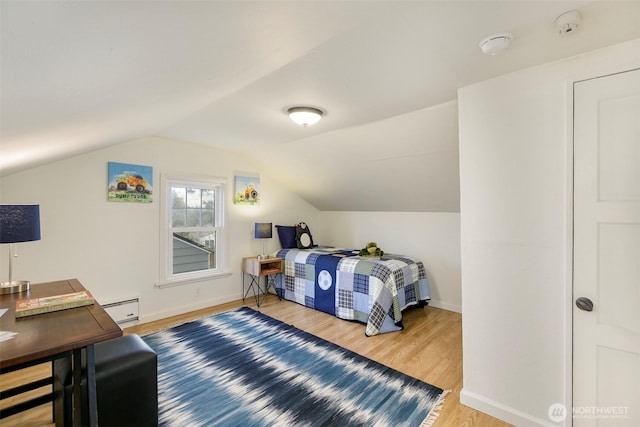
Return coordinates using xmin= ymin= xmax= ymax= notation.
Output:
xmin=0 ymin=278 xmax=122 ymax=426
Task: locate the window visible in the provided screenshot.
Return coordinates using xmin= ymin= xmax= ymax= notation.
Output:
xmin=159 ymin=175 xmax=227 ymax=286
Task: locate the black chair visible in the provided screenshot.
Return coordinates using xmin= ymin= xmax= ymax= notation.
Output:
xmin=54 ymin=334 xmax=158 ymax=427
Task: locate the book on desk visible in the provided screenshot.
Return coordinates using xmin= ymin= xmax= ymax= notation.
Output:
xmin=15 ymin=290 xmax=95 ymax=318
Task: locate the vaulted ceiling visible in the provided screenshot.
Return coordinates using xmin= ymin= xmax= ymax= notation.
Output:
xmin=2 ymin=1 xmax=639 ymax=211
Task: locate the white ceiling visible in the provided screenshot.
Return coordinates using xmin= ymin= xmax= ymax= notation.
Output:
xmin=2 ymin=1 xmax=639 ymax=211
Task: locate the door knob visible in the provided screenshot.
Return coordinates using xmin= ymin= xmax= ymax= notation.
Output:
xmin=576 ymin=297 xmax=594 ymax=312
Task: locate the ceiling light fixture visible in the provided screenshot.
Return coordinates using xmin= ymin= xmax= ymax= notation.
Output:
xmin=287 ymin=106 xmax=323 ymax=127
xmin=479 ymin=32 xmax=513 ymax=56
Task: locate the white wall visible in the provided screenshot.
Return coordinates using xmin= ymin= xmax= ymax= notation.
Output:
xmin=255 ymin=100 xmax=460 ymax=213
xmin=0 ymin=136 xmax=318 ymax=323
xmin=458 ymin=39 xmax=640 ymax=426
xmin=317 ymin=211 xmax=461 ymax=312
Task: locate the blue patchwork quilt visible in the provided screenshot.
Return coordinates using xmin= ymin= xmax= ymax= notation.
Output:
xmin=274 ymin=247 xmax=430 ymax=336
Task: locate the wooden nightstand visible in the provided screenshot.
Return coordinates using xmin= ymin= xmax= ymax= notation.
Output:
xmin=242 ymin=256 xmax=283 ymax=307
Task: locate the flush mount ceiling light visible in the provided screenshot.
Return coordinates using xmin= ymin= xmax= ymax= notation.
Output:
xmin=287 ymin=106 xmax=323 ymax=127
xmin=479 ymin=32 xmax=513 ymax=55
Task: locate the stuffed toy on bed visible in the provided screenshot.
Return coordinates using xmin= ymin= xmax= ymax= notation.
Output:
xmin=295 ymin=222 xmax=315 ymax=249
xmin=359 ymin=242 xmax=384 ymax=257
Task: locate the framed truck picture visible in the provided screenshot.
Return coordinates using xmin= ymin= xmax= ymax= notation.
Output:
xmin=107 ymin=162 xmax=153 ymax=203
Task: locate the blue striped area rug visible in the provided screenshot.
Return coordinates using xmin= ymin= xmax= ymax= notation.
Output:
xmin=142 ymin=307 xmax=447 ymax=426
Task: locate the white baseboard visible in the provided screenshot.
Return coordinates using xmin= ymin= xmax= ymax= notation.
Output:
xmin=131 ymin=296 xmax=463 ymax=328
xmin=460 ymin=388 xmax=556 ymax=427
xmin=428 ymin=299 xmax=461 ymax=313
xmin=134 ymin=295 xmax=237 ymax=326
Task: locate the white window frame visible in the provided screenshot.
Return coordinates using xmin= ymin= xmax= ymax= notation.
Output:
xmin=157 ymin=174 xmax=229 ymax=288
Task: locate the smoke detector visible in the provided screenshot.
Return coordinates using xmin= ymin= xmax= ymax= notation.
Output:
xmin=479 ymin=33 xmax=513 ymax=55
xmin=556 ymin=10 xmax=581 ymax=35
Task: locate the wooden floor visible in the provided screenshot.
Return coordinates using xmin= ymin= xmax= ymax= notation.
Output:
xmin=0 ymin=296 xmax=511 ymax=426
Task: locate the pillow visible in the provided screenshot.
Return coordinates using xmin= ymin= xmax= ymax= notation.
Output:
xmin=275 ymin=225 xmax=297 ymax=249
xmin=295 ymin=222 xmax=315 ymax=249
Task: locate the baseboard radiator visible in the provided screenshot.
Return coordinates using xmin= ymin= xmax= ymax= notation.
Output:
xmin=102 ymin=297 xmax=139 ymax=325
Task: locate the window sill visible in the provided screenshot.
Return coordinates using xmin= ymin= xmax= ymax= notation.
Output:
xmin=155 ymin=270 xmax=232 ymax=289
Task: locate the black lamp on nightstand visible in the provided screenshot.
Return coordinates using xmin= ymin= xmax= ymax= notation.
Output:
xmin=254 ymin=222 xmax=272 ymax=260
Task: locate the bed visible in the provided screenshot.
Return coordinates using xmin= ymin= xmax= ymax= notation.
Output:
xmin=273 ymin=246 xmax=430 ymax=336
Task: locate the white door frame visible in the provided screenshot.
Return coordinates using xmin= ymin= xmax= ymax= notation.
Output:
xmin=566 ymin=67 xmax=640 ymax=427
xmin=564 ymin=77 xmax=576 ymax=427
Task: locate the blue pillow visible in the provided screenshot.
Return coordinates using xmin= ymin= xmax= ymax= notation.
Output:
xmin=276 ymin=225 xmax=297 ymax=249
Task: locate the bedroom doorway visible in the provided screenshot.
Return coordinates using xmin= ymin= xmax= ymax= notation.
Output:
xmin=573 ymin=68 xmax=640 ymax=426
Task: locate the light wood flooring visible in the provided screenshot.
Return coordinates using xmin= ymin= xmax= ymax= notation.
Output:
xmin=0 ymin=296 xmax=511 ymax=426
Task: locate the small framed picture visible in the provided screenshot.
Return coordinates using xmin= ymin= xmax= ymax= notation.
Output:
xmin=234 ymin=175 xmax=260 ymax=205
xmin=107 ymin=162 xmax=153 ymax=203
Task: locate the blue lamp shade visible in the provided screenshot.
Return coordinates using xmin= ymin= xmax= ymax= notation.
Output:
xmin=0 ymin=205 xmax=41 ymax=244
xmin=254 ymin=222 xmax=272 ymax=239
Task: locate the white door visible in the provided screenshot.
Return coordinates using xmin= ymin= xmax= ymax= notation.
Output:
xmin=573 ymin=68 xmax=640 ymax=427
